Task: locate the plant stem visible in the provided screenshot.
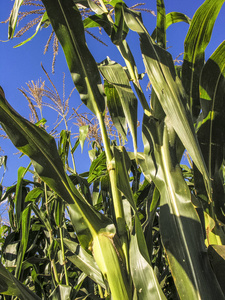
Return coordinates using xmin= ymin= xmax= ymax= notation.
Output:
xmin=97 ymin=112 xmax=129 ymax=271
xmin=44 ymin=183 xmax=60 ymax=285
xmin=98 ymin=284 xmax=104 ymax=299
xmin=59 ymin=226 xmax=69 ymax=286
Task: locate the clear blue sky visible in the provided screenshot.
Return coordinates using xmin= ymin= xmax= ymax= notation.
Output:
xmin=0 ymin=0 xmax=225 ymax=187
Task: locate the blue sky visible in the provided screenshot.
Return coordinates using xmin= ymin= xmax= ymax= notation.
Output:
xmin=0 ymin=0 xmax=225 ymax=188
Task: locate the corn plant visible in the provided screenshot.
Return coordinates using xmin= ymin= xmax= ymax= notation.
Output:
xmin=0 ymin=0 xmax=225 ymax=299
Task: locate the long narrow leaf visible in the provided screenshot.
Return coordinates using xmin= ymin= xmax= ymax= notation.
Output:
xmin=0 ymin=93 xmax=113 ymax=242
xmin=182 ymin=0 xmax=225 ymax=119
xmin=42 ymin=0 xmax=105 ymax=115
xmin=8 ymin=0 xmax=24 ymax=39
xmin=123 ymin=7 xmax=212 ymax=200
xmin=63 ymin=238 xmax=106 ymax=288
xmin=0 ymin=263 xmax=41 ymax=300
xmin=138 ymin=115 xmax=225 ymax=299
xmin=99 ymin=57 xmax=138 ymax=153
xmin=196 ymin=41 xmax=225 ymax=223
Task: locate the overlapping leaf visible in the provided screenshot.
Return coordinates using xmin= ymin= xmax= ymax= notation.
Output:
xmin=196 ymin=41 xmax=225 ymax=223
xmin=0 ymin=263 xmax=41 ymax=300
xmin=182 ymin=0 xmax=225 ymax=119
xmin=138 ymin=114 xmax=225 ymax=299
xmin=0 ymin=93 xmax=113 ymax=243
xmin=123 ymin=7 xmax=212 ymax=200
xmin=99 ymin=57 xmax=138 ymax=152
xmin=42 ymin=0 xmax=105 ymax=115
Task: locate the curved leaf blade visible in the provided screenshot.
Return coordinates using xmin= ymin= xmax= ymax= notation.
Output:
xmin=182 ymin=0 xmax=225 ymax=119
xmin=0 ymin=263 xmax=41 ymax=300
xmin=8 ymin=0 xmax=24 ymax=39
xmin=63 ymin=238 xmax=106 ymax=288
xmin=99 ymin=57 xmax=138 ymax=152
xmin=42 ymin=0 xmax=105 ymax=115
xmin=123 ymin=7 xmax=212 ymax=200
xmin=197 ymin=41 xmax=225 ymax=222
xmin=138 ymin=115 xmax=225 ymax=300
xmin=0 ymin=93 xmax=113 ymax=244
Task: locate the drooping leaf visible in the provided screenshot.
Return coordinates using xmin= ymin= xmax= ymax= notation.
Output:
xmin=42 ymin=0 xmax=105 ymax=115
xmin=99 ymin=57 xmax=138 ymax=153
xmin=0 ymin=262 xmax=41 ymax=299
xmin=0 ymin=93 xmax=113 ymax=246
xmin=123 ymin=7 xmax=212 ymax=200
xmin=151 ymin=12 xmax=191 ymax=40
xmin=63 ymin=238 xmax=106 ymax=288
xmin=111 ymin=2 xmax=129 ymax=45
xmin=83 ymin=14 xmax=112 ymax=36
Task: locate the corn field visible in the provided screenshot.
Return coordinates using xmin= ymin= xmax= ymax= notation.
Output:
xmin=0 ymin=0 xmax=225 ymax=299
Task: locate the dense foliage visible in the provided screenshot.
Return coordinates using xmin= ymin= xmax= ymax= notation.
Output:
xmin=0 ymin=0 xmax=225 ymax=299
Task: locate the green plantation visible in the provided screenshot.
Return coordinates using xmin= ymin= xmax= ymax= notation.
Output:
xmin=0 ymin=0 xmax=225 ymax=299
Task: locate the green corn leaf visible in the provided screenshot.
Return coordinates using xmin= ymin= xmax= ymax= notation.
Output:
xmin=87 ymin=0 xmax=106 ymax=14
xmin=42 ymin=0 xmax=105 ymax=115
xmin=124 ymin=7 xmax=212 ymax=200
xmin=113 ymin=147 xmax=165 ymax=298
xmin=0 ymin=262 xmax=41 ymax=299
xmin=79 ymin=125 xmax=89 ymax=153
xmin=25 ymin=187 xmax=43 ymax=203
xmin=111 ymin=2 xmax=129 ymax=45
xmin=69 ymin=173 xmax=92 ymax=204
xmin=152 ymin=12 xmax=191 ymax=40
xmin=99 ymin=57 xmax=138 ymax=153
xmin=63 ymin=238 xmax=106 ymax=288
xmin=58 ymin=130 xmax=70 ymax=167
xmin=92 ymin=233 xmax=132 ymax=300
xmin=14 ymin=12 xmax=48 ymax=48
xmin=54 ymin=196 xmax=64 ymax=227
xmin=138 ymin=115 xmax=225 ymax=299
xmin=68 ymin=203 xmax=93 ymax=250
xmin=196 ymin=41 xmax=225 ymax=223
xmin=113 ymin=146 xmax=136 ymax=209
xmin=208 ymin=245 xmax=225 ymax=295
xmin=182 ymin=0 xmax=225 ymax=119
xmin=8 ymin=0 xmax=24 ymax=39
xmin=104 ymin=81 xmax=127 ymax=141
xmin=156 ymin=0 xmax=166 ymax=48
xmin=88 ymin=151 xmax=107 ymax=183
xmin=130 ymin=215 xmax=166 ymax=300
xmin=14 ymin=165 xmax=30 ymax=230
xmin=15 ymin=206 xmax=31 ymax=279
xmin=83 ymin=14 xmax=112 ymax=36
xmin=50 ymin=284 xmax=72 ymax=300
xmin=0 ymin=93 xmax=114 ymax=245
xmin=165 ymin=11 xmax=191 ymax=28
